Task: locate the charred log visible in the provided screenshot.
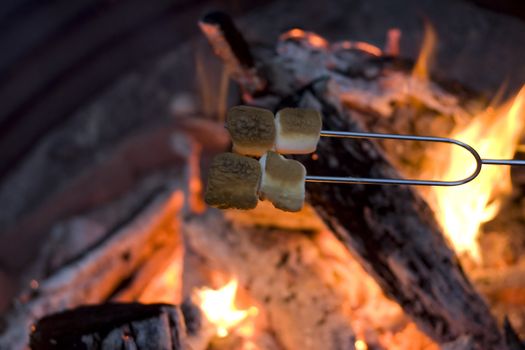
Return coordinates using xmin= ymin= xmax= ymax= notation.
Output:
xmin=29 ymin=303 xmax=189 ymax=350
xmin=293 ymin=85 xmax=505 ymax=349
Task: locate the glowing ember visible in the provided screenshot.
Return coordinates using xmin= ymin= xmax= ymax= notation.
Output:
xmin=280 ymin=28 xmax=329 ymax=49
xmin=280 ymin=28 xmax=382 ymax=56
xmin=196 ymin=279 xmax=258 ymax=338
xmin=333 ymin=40 xmax=382 ymax=57
xmin=431 ymin=86 xmax=525 ymax=261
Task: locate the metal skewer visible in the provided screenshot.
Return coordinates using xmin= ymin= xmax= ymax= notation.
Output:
xmin=305 ymin=130 xmax=525 ymax=186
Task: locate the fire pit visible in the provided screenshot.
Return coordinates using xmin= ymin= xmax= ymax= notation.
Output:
xmin=0 ymin=1 xmax=525 ymax=350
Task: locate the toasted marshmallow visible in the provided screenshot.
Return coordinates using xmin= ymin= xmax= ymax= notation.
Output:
xmin=275 ymin=108 xmax=322 ymax=154
xmin=226 ymin=106 xmax=276 ymax=157
xmin=205 ymin=153 xmax=261 ymax=210
xmin=259 ymin=151 xmax=306 ymax=212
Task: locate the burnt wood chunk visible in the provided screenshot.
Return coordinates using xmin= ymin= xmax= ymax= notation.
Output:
xmin=30 ymin=303 xmax=186 ymax=350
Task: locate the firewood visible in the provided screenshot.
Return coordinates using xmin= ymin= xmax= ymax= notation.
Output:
xmin=29 ymin=301 xmax=213 ymax=350
xmin=29 ymin=303 xmax=188 ymax=350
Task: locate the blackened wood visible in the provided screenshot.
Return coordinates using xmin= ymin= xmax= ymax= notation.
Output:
xmin=29 ymin=303 xmax=185 ymax=350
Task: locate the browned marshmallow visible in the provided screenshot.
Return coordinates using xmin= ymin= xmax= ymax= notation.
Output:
xmin=205 ymin=153 xmax=261 ymax=210
xmin=275 ymin=108 xmax=322 ymax=154
xmin=226 ymin=106 xmax=276 ymax=157
xmin=259 ymin=151 xmax=306 ymax=212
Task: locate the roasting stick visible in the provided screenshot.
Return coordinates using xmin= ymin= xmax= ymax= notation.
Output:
xmin=306 ymin=130 xmax=525 ymax=186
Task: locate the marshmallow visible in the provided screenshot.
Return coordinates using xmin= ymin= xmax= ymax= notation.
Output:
xmin=259 ymin=151 xmax=306 ymax=212
xmin=226 ymin=106 xmax=276 ymax=157
xmin=205 ymin=153 xmax=261 ymax=210
xmin=275 ymin=108 xmax=322 ymax=154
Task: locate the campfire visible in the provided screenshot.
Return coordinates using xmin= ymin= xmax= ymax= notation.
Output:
xmin=1 ymin=7 xmax=525 ymax=350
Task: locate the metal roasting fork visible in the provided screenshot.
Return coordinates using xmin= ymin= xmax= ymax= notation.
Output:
xmin=305 ymin=130 xmax=525 ymax=186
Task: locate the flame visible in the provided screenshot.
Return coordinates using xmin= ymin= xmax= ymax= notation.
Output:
xmin=138 ymin=252 xmax=182 ymax=304
xmin=412 ymin=20 xmax=437 ymax=81
xmin=196 ymin=279 xmax=258 ymax=338
xmin=431 ymin=86 xmax=525 ymax=261
xmin=355 ymin=339 xmax=368 ymax=350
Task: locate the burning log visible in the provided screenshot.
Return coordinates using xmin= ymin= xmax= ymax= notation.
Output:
xmin=293 ymin=86 xmax=505 ymax=349
xmin=199 ymin=12 xmax=509 ymax=349
xmin=29 ymin=303 xmax=191 ymax=350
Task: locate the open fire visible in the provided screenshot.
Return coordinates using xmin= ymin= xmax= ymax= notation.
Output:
xmin=118 ymin=21 xmax=525 ymax=350
xmin=2 ymin=10 xmax=525 ymax=350
xmin=430 ymin=87 xmax=525 ymax=261
xmin=408 ymin=24 xmax=525 ymax=262
xmin=174 ymin=21 xmax=525 ymax=349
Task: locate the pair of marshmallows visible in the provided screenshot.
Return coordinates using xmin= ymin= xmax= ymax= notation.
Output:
xmin=226 ymin=106 xmax=323 ymax=156
xmin=205 ymin=106 xmax=323 ymax=212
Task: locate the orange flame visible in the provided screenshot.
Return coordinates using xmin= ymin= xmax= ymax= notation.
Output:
xmin=195 ymin=279 xmax=258 ymax=338
xmin=431 ymin=86 xmax=525 ymax=261
xmin=355 ymin=339 xmax=368 ymax=350
xmin=412 ymin=21 xmax=437 ymax=81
